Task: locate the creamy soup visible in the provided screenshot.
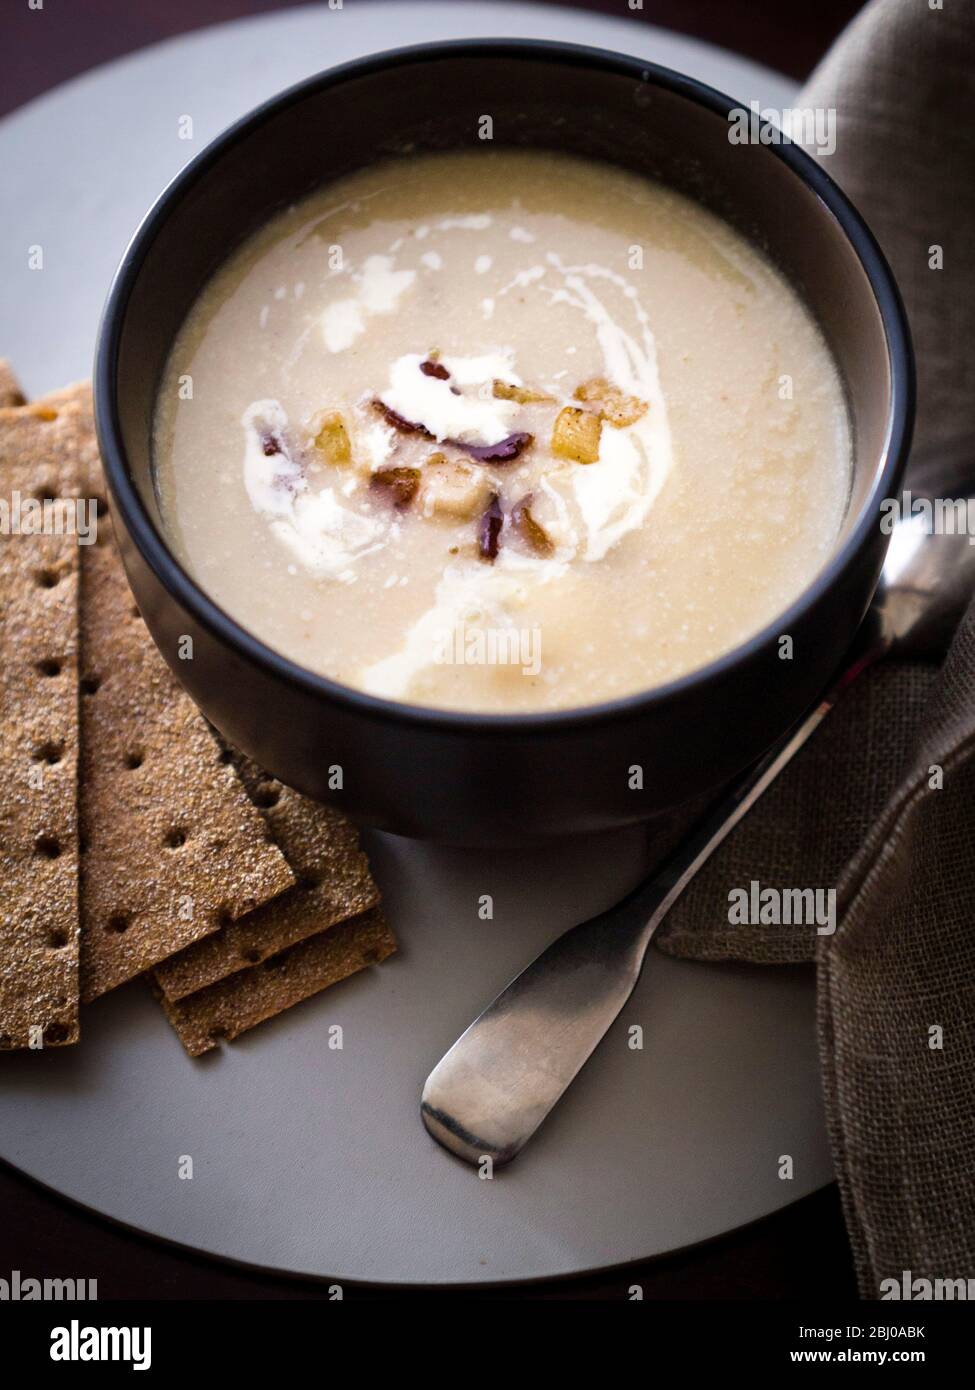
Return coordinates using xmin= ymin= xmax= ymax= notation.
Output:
xmin=153 ymin=150 xmax=851 ymax=712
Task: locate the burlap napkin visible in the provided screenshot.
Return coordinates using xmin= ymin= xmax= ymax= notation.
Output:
xmin=654 ymin=0 xmax=975 ymax=1296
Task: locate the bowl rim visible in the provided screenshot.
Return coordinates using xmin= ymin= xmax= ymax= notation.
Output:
xmin=94 ymin=36 xmax=915 ymax=736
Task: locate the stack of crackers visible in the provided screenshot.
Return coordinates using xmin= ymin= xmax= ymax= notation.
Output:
xmin=0 ymin=365 xmax=396 ymax=1056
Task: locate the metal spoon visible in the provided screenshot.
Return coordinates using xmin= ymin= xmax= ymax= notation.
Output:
xmin=421 ymin=505 xmax=975 ymax=1166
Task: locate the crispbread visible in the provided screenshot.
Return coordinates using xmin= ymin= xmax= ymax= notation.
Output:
xmin=155 ymin=755 xmax=380 ymax=1000
xmin=0 ymin=385 xmax=296 ymax=1001
xmin=0 ymin=360 xmax=25 ymax=408
xmin=156 ymin=906 xmax=397 ymax=1056
xmin=78 ymin=540 xmax=296 ymax=1000
xmin=0 ymin=389 xmax=101 ymax=500
xmin=0 ymin=459 xmax=80 ymax=1047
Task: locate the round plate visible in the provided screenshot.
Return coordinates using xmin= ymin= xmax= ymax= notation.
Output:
xmin=0 ymin=2 xmax=827 ymax=1286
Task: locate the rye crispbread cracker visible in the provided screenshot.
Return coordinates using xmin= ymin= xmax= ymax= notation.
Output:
xmin=0 ymin=360 xmax=26 ymax=408
xmin=0 ymin=385 xmax=101 ymax=499
xmin=155 ymin=755 xmax=380 ymax=999
xmin=156 ymin=906 xmax=397 ymax=1056
xmin=78 ymin=543 xmax=295 ymax=1000
xmin=0 ymin=456 xmax=80 ymax=1047
xmin=0 ymin=384 xmax=296 ymax=1000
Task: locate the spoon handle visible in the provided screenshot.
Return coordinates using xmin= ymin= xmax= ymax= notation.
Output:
xmin=421 ymin=643 xmax=881 ymax=1167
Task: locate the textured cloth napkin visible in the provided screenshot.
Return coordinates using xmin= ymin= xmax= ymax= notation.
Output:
xmin=654 ymin=0 xmax=975 ymax=1296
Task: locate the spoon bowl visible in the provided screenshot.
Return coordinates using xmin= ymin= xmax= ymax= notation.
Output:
xmin=876 ymin=506 xmax=975 ymax=657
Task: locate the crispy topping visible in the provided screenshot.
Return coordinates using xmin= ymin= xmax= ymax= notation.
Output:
xmin=420 ymin=359 xmax=451 ymax=380
xmin=492 ymin=380 xmax=553 ymax=405
xmin=478 ymin=493 xmax=504 ymax=562
xmin=551 ymin=406 xmax=601 ymax=464
xmin=372 ymin=400 xmax=531 ymax=463
xmin=311 ymin=411 xmax=352 ymax=466
xmin=372 ymin=399 xmax=434 ymax=438
xmin=573 ymin=376 xmax=648 ymax=429
xmin=454 ymin=431 xmax=534 ymax=464
xmin=511 ymin=493 xmax=554 ymax=556
xmin=370 ymin=465 xmax=421 ymax=510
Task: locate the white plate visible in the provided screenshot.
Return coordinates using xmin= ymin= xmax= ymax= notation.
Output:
xmin=0 ymin=2 xmax=827 ymax=1286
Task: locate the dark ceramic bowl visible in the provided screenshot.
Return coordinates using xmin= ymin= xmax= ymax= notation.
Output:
xmin=95 ymin=40 xmax=913 ymax=846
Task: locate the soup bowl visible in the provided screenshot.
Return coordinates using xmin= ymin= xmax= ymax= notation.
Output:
xmin=95 ymin=39 xmax=913 ymax=846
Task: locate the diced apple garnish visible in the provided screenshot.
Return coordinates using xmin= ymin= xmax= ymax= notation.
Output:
xmin=311 ymin=410 xmax=352 ymax=466
xmin=492 ymin=379 xmax=553 ymax=405
xmin=511 ymin=493 xmax=554 ymax=556
xmin=551 ymin=406 xmax=602 ymax=464
xmin=573 ymin=377 xmax=611 ymax=405
xmin=573 ymin=376 xmax=648 ymax=428
xmin=599 ymin=393 xmax=649 ymax=429
xmin=421 ymin=452 xmax=491 ymax=520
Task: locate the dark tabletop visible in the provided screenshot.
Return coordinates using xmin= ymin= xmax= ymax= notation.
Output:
xmin=0 ymin=0 xmax=867 ymax=1301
